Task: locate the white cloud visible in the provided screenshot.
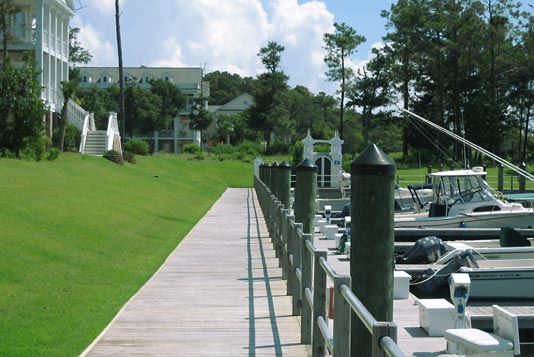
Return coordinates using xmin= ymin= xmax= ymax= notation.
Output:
xmin=84 ymin=0 xmax=125 ymax=16
xmin=72 ymin=19 xmax=116 ymax=66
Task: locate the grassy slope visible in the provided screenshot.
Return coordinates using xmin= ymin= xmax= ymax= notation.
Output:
xmin=0 ymin=154 xmax=252 ymax=356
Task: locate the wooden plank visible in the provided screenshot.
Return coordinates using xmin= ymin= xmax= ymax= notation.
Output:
xmin=81 ymin=188 xmax=310 ymax=357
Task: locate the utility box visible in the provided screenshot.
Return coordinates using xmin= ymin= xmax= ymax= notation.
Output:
xmin=393 ymin=271 xmax=411 ymax=299
xmin=418 ymin=298 xmax=454 ymax=336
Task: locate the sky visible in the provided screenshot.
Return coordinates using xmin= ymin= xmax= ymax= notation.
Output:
xmin=72 ymin=0 xmax=395 ymax=95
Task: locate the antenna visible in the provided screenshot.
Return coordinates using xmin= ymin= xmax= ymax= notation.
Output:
xmin=399 ymin=107 xmax=534 ymax=182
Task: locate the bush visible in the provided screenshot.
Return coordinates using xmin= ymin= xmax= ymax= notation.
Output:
xmin=268 ymin=140 xmax=289 ymax=155
xmin=122 ymin=151 xmax=136 ymax=164
xmin=103 ymin=150 xmax=123 ymax=165
xmin=183 ymin=144 xmax=201 ymax=154
xmin=124 ymin=139 xmax=149 ymax=155
xmin=47 ymin=148 xmax=60 ymax=161
xmin=211 ymin=144 xmax=237 ymax=156
xmin=237 ymin=141 xmax=264 ymax=156
xmin=20 ymin=136 xmax=51 ymax=161
xmin=193 ymin=151 xmax=205 ymax=161
xmin=290 ymin=141 xmax=304 ymax=167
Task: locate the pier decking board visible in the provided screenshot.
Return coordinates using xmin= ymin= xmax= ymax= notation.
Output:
xmin=82 ymin=188 xmax=310 ymax=357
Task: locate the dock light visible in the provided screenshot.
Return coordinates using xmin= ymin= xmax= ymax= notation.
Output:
xmin=449 ymin=273 xmax=471 ymax=329
xmin=325 ymin=205 xmax=332 ymax=224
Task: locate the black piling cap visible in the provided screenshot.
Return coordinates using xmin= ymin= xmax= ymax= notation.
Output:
xmin=297 ymin=158 xmax=318 ymax=172
xmin=271 ymin=161 xmax=279 ymax=168
xmin=278 ymin=161 xmax=291 ymax=170
xmin=351 ymin=143 xmax=396 ymax=176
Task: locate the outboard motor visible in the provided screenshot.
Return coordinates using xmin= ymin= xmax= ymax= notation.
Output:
xmin=396 ymin=236 xmax=446 ymax=264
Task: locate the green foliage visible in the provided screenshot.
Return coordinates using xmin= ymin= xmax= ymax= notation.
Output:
xmin=103 ymin=150 xmax=124 ymax=165
xmin=0 ymin=56 xmax=47 ymax=156
xmin=313 ymin=143 xmax=330 ymax=153
xmin=122 ymin=151 xmax=136 ymax=164
xmin=193 ymin=151 xmax=205 ymax=161
xmin=124 ymin=138 xmax=149 ymax=155
xmin=183 ymin=144 xmax=201 ymax=154
xmin=237 ymin=140 xmax=264 ymax=156
xmin=203 ymin=70 xmax=255 ymax=105
xmin=290 ymin=141 xmax=304 ymax=168
xmin=47 ymin=148 xmax=60 ymax=161
xmin=20 ymin=136 xmax=52 ymax=161
xmin=211 ymin=143 xmax=237 ymax=156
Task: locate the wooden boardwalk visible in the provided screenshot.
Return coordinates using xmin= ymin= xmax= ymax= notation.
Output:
xmin=81 ymin=188 xmax=310 ymax=357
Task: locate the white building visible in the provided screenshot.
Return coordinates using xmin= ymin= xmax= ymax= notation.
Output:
xmin=79 ymin=66 xmax=209 ymax=153
xmin=1 ymin=0 xmax=74 ymax=116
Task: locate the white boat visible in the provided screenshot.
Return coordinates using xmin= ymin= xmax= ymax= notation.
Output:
xmin=394 ymin=167 xmax=534 ymax=228
xmin=410 ymin=252 xmax=534 ymax=300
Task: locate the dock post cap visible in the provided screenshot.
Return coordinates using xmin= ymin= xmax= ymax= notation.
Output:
xmin=296 ymin=158 xmax=318 ymax=172
xmin=271 ymin=161 xmax=279 ymax=168
xmin=278 ymin=161 xmax=291 ymax=170
xmin=351 ymin=143 xmax=396 ymax=176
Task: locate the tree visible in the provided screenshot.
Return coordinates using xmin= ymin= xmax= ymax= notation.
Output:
xmin=148 ymin=78 xmax=185 ymax=152
xmin=346 ymin=50 xmax=392 ymax=146
xmin=115 ymin=0 xmax=125 ymax=142
xmin=124 ymin=84 xmax=160 ymax=139
xmin=0 ymin=0 xmax=21 ymax=62
xmin=246 ymin=41 xmax=289 ymax=153
xmin=0 ymin=55 xmax=46 ymax=154
xmin=189 ymin=96 xmax=213 ymax=150
xmin=203 ymin=70 xmax=254 ymax=105
xmin=323 ymin=22 xmax=366 ymax=140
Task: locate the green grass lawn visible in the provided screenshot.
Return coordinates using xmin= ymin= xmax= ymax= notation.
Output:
xmin=0 ymin=153 xmax=252 ymax=356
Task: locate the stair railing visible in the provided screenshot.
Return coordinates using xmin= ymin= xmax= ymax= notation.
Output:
xmin=79 ymin=112 xmax=95 ymax=154
xmin=106 ymin=111 xmax=122 ymax=153
xmin=66 ymin=99 xmax=89 ymax=131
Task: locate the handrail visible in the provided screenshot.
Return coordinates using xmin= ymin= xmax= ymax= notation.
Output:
xmin=253 ymin=174 xmax=405 ymax=357
xmin=79 ymin=112 xmax=91 ymax=154
xmin=106 ymin=111 xmax=122 ymax=153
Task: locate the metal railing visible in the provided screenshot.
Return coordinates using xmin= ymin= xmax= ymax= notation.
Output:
xmin=254 ymin=175 xmax=405 ymax=357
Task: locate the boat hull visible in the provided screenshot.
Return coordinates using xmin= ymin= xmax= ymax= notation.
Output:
xmin=395 ymin=211 xmax=534 ymax=229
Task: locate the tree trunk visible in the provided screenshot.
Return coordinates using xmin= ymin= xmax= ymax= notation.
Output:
xmin=115 ymin=0 xmax=125 ymax=143
xmin=58 ymin=102 xmax=68 ymax=151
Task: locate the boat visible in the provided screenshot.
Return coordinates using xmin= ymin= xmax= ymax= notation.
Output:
xmin=396 ymin=236 xmax=534 ymax=266
xmin=408 ymin=251 xmax=534 ymax=300
xmin=397 ymin=237 xmax=534 ymax=300
xmin=394 ymin=167 xmax=534 ymax=228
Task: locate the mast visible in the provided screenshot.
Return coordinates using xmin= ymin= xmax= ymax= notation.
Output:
xmin=400 ymin=107 xmax=534 ymax=182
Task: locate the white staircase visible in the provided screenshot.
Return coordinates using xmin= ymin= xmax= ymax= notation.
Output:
xmin=83 ymin=130 xmax=107 ymax=155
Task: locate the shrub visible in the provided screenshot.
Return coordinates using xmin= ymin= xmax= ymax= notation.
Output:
xmin=183 ymin=144 xmax=201 ymax=154
xmin=47 ymin=148 xmax=60 ymax=161
xmin=193 ymin=151 xmax=205 ymax=160
xmin=290 ymin=141 xmax=304 ymax=167
xmin=122 ymin=151 xmax=136 ymax=164
xmin=20 ymin=136 xmax=51 ymax=161
xmin=268 ymin=140 xmax=289 ymax=155
xmin=211 ymin=144 xmax=237 ymax=156
xmin=238 ymin=141 xmax=264 ymax=156
xmin=103 ymin=150 xmax=123 ymax=165
xmin=124 ymin=139 xmax=149 ymax=155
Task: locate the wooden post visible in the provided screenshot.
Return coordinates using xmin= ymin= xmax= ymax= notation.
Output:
xmin=301 ymin=233 xmax=313 ymax=344
xmin=294 ymin=158 xmax=318 ymax=235
xmin=312 ymin=251 xmax=327 ymax=357
xmin=333 ymin=276 xmax=351 ymax=357
xmin=271 ymin=162 xmax=279 ymax=199
xmin=350 ymin=144 xmax=396 ymax=357
xmin=519 ymin=162 xmax=526 ymax=193
xmin=278 ymin=161 xmax=292 ymax=210
xmin=498 ymin=164 xmax=504 ymax=192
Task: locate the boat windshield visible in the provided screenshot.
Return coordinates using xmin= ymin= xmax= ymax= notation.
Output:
xmin=432 ymin=173 xmax=495 ymax=206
